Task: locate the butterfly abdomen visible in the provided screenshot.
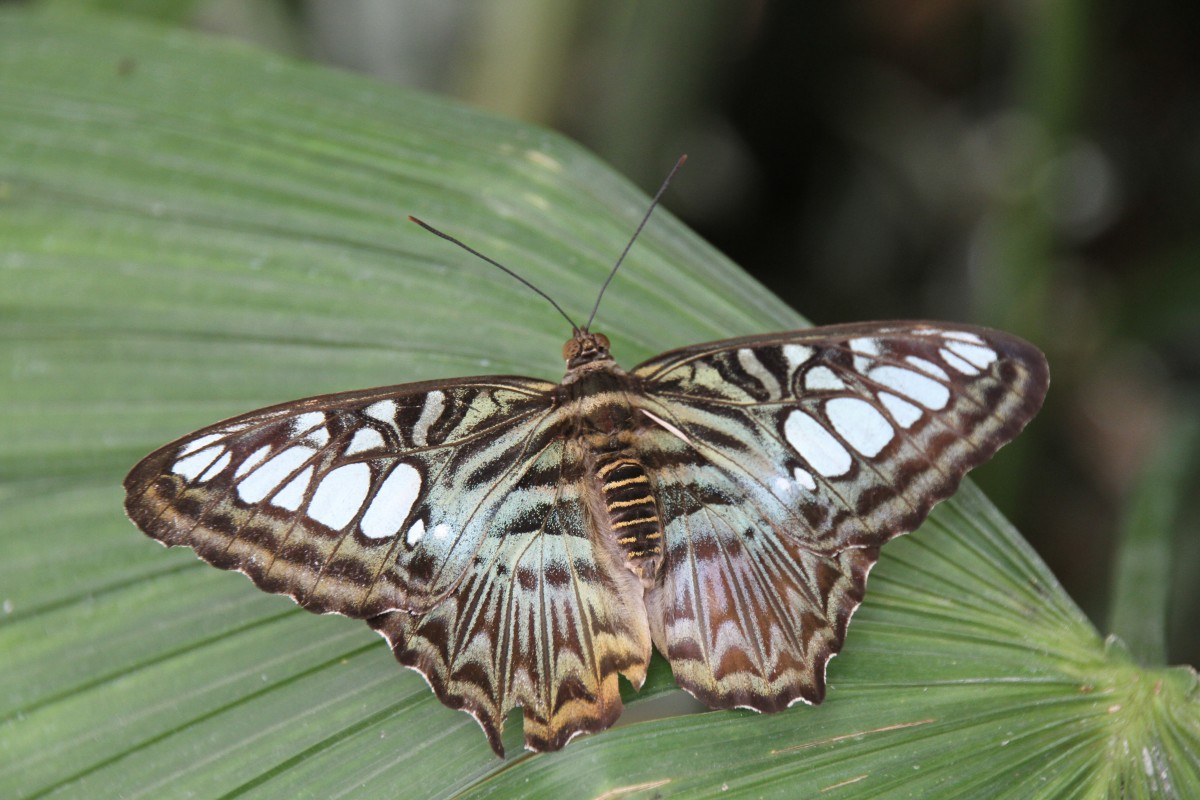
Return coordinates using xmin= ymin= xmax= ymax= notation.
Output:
xmin=595 ymin=454 xmax=663 ymax=576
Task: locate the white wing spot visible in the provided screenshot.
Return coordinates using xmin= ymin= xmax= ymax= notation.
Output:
xmin=878 ymin=392 xmax=923 ymax=428
xmin=178 ymin=433 xmax=222 ymax=457
xmin=272 ymin=465 xmax=313 ymax=511
xmin=306 ymin=427 xmax=330 ymax=446
xmin=870 ymin=366 xmax=950 ymax=409
xmin=361 ymin=463 xmax=422 ymax=540
xmin=196 ymin=450 xmax=233 ymax=482
xmin=849 ymin=337 xmax=881 ymax=372
xmin=172 ymin=446 xmax=225 ymax=481
xmin=345 ymin=427 xmax=386 ymax=456
xmin=804 ymin=365 xmax=845 ymax=391
xmin=782 ymin=344 xmax=814 ymax=373
xmin=432 ymin=523 xmax=452 ymax=540
xmin=406 ymin=518 xmax=426 ymax=546
xmin=291 ymin=411 xmax=325 ymax=436
xmin=939 ymin=347 xmax=979 ymax=375
xmin=783 ymin=410 xmax=852 ymax=477
xmin=793 ymin=466 xmax=817 ymax=491
xmin=946 ymin=340 xmax=998 ymax=369
xmin=737 ymin=348 xmax=782 ymax=398
xmin=235 ymin=445 xmax=272 ymax=478
xmin=365 ymin=400 xmax=397 ymax=425
xmin=905 ymin=356 xmax=949 ymax=380
xmin=941 ymin=330 xmax=987 ymax=344
xmin=307 ymin=463 xmax=372 ymax=530
xmin=412 ymin=390 xmax=445 ymax=447
xmin=237 ymin=445 xmax=316 ymax=503
xmin=826 ymin=397 xmax=894 ymax=457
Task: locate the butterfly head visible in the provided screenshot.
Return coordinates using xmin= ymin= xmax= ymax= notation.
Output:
xmin=563 ymin=330 xmax=612 ymax=368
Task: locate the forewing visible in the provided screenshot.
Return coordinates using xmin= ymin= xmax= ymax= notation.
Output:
xmin=368 ymin=434 xmax=652 ymax=756
xmin=124 ymin=376 xmax=564 ymax=618
xmin=633 ymin=321 xmax=1048 ymax=710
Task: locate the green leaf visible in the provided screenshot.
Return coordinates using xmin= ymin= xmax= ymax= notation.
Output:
xmin=2 ymin=9 xmax=1197 ymax=799
xmin=1107 ymin=410 xmax=1200 ymax=667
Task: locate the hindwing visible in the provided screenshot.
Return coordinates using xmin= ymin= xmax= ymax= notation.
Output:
xmin=368 ymin=432 xmax=651 ymax=755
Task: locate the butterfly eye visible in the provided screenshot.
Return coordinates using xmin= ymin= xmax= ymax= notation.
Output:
xmin=563 ymin=332 xmax=612 ymax=367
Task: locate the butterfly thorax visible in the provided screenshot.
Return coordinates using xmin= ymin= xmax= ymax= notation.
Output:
xmin=558 ymin=339 xmax=664 ymax=587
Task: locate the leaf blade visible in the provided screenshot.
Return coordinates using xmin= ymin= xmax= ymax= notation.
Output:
xmin=1 ymin=9 xmax=1196 ymax=800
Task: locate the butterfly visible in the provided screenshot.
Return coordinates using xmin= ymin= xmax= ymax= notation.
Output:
xmin=124 ymin=160 xmax=1049 ymax=756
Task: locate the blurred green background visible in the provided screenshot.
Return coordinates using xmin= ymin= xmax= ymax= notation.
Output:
xmin=30 ymin=0 xmax=1192 ymax=664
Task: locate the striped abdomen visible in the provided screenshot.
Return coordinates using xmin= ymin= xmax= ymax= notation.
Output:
xmin=596 ymin=455 xmax=662 ymax=571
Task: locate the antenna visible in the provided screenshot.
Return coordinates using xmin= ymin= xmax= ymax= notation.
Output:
xmin=584 ymin=154 xmax=687 ymax=331
xmin=408 ymin=154 xmax=687 ymax=334
xmin=407 ymin=215 xmax=580 ymax=331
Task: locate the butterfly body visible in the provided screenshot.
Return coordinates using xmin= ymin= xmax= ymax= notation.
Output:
xmin=126 ymin=320 xmax=1047 ymax=755
xmin=557 ymin=336 xmax=666 ymax=585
